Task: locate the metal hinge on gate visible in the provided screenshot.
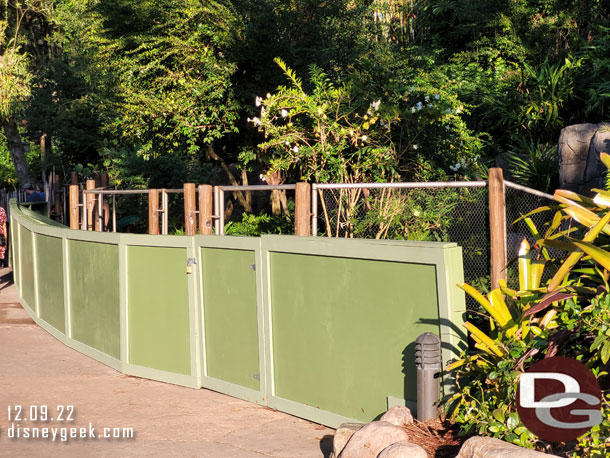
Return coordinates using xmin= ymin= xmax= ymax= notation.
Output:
xmin=253 ymin=373 xmax=260 ymax=381
xmin=249 ymin=264 xmax=256 ymax=271
xmin=186 ymin=257 xmax=197 ymax=274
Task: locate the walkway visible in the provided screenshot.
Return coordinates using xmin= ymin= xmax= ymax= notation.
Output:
xmin=0 ymin=267 xmax=334 ymax=457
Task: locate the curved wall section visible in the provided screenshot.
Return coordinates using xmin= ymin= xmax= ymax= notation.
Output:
xmin=10 ymin=201 xmax=199 ymax=385
xmin=9 ymin=200 xmax=466 ymax=428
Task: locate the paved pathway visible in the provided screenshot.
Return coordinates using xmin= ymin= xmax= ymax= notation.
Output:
xmin=0 ymin=267 xmax=334 ymax=457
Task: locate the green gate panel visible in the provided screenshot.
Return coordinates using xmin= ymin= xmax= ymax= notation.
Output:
xmin=36 ymin=235 xmax=65 ymax=332
xmin=201 ymin=248 xmax=260 ymax=390
xmin=270 ymin=253 xmax=440 ymax=422
xmin=19 ymin=226 xmax=36 ymax=309
xmin=127 ymin=246 xmax=191 ymax=375
xmin=12 ymin=219 xmax=20 ymax=289
xmin=68 ymin=240 xmax=120 ymax=358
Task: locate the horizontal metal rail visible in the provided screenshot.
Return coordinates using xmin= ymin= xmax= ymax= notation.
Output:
xmin=218 ymin=184 xmax=296 ymax=191
xmin=313 ymin=181 xmax=487 ymax=190
xmin=84 ymin=189 xmax=149 ymax=195
xmin=505 ymin=181 xmax=555 ymax=200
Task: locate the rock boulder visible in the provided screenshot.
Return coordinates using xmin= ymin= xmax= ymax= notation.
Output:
xmin=456 ymin=436 xmax=561 ymax=458
xmin=377 ymin=440 xmax=429 ymax=458
xmin=338 ymin=421 xmax=408 ymax=458
xmin=379 ymin=406 xmax=414 ymax=428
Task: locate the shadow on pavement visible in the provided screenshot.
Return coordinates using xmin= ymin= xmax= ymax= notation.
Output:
xmin=320 ymin=434 xmax=334 ymax=457
xmin=0 ymin=268 xmax=13 ymax=292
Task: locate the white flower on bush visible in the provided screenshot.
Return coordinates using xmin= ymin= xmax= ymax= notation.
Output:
xmin=449 ymin=162 xmax=462 ymax=172
xmin=281 ymin=109 xmax=288 ymax=118
xmin=361 ymin=135 xmax=368 ymax=142
xmin=255 ymin=96 xmax=263 ymax=107
xmin=292 ymin=145 xmax=299 ymax=153
xmin=413 ymin=144 xmax=418 ymax=150
xmin=413 ymin=210 xmax=420 ymax=217
xmin=371 ymin=100 xmax=381 ymax=111
xmin=247 ymin=117 xmax=261 ymax=126
xmin=416 ymin=102 xmax=423 ymax=110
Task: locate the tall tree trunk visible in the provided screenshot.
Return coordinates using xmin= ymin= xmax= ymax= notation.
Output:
xmin=206 ymin=144 xmax=252 ymax=212
xmin=3 ymin=120 xmax=32 ymax=187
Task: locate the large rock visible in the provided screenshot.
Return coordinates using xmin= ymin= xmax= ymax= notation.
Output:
xmin=558 ymin=123 xmax=599 ymax=193
xmin=377 ymin=441 xmax=429 ymax=458
xmin=379 ymin=406 xmax=414 ymax=427
xmin=456 ymin=436 xmax=561 ymax=458
xmin=583 ymin=126 xmax=610 ymax=192
xmin=331 ymin=423 xmax=365 ymax=458
xmin=338 ymin=421 xmax=408 ymax=458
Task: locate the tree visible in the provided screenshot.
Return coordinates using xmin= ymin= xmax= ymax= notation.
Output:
xmin=98 ymin=0 xmax=242 ymax=158
xmin=0 ymin=0 xmax=34 ymax=186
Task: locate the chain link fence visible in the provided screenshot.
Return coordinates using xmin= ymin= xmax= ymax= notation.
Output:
xmin=505 ymin=183 xmax=567 ymax=285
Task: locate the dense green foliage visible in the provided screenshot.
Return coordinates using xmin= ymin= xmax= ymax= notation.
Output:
xmin=447 ymin=182 xmax=610 ymax=455
xmin=2 ymin=0 xmax=610 ymax=192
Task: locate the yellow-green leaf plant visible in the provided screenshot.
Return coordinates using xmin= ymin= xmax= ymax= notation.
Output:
xmin=447 ymin=154 xmax=610 ymax=455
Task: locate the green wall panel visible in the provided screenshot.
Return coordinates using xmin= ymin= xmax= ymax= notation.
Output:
xmin=19 ymin=226 xmax=36 ymax=309
xmin=12 ymin=219 xmax=20 ymax=289
xmin=127 ymin=246 xmax=191 ymax=375
xmin=36 ymin=235 xmax=65 ymax=332
xmin=270 ymin=253 xmax=440 ymax=422
xmin=68 ymin=240 xmax=120 ymax=358
xmin=202 ymin=248 xmax=260 ymax=390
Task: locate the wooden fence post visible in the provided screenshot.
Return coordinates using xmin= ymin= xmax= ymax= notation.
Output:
xmin=86 ymin=179 xmax=95 ymax=231
xmin=69 ymin=185 xmax=80 ymax=230
xmin=489 ymin=168 xmax=507 ymax=289
xmin=184 ymin=183 xmax=196 ymax=236
xmin=295 ymin=182 xmax=311 ymax=236
xmin=148 ymin=189 xmax=159 ymax=235
xmin=198 ymin=184 xmax=213 ymax=235
xmin=71 ymin=171 xmax=78 ymax=186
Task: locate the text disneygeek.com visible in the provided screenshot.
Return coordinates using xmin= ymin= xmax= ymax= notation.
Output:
xmin=3 ymin=405 xmax=135 ymax=442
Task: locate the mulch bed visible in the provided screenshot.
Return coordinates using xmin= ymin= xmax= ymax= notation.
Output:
xmin=403 ymin=418 xmax=467 ymax=458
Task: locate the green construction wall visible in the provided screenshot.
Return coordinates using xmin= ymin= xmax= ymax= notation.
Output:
xmin=68 ymin=240 xmax=120 ymax=358
xmin=9 ymin=201 xmax=466 ymax=428
xmin=201 ymin=247 xmax=260 ymax=390
xmin=269 ymin=253 xmax=440 ymax=422
xmin=19 ymin=226 xmax=36 ymax=309
xmin=12 ymin=216 xmax=20 ymax=289
xmin=127 ymin=246 xmax=191 ymax=375
xmin=35 ymin=235 xmax=65 ymax=332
